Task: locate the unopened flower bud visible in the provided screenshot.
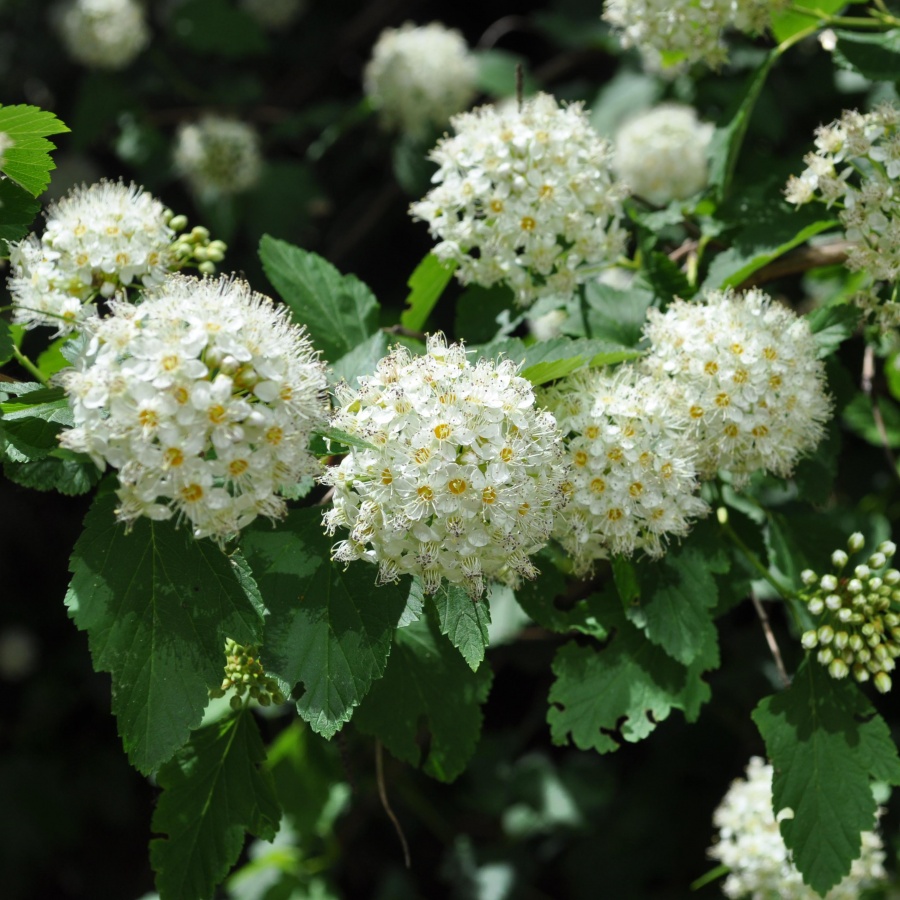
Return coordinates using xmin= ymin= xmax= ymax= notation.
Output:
xmin=849 ymin=532 xmax=865 ymax=553
xmin=801 ymin=569 xmax=818 ymax=586
xmin=831 ymin=549 xmax=849 ymax=569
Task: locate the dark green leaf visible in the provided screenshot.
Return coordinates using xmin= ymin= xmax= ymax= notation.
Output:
xmin=454 ymin=284 xmax=516 ymax=343
xmin=170 ymin=0 xmax=267 ymax=58
xmin=245 ymin=161 xmax=322 ymax=244
xmin=474 ymin=50 xmax=539 ymax=97
xmin=842 ymin=392 xmax=900 ymax=448
xmin=582 ymin=281 xmax=654 ymax=347
xmin=400 ymin=254 xmax=457 ymax=332
xmin=833 ymin=29 xmax=900 ymax=82
xmin=548 ymin=588 xmax=710 ymax=753
xmin=355 ymin=606 xmax=493 ymax=782
xmin=240 ymin=507 xmax=409 ymax=738
xmin=0 ymin=177 xmax=41 ymax=249
xmin=638 ymin=251 xmax=693 ymax=304
xmin=65 ymin=490 xmax=265 ymax=773
xmin=0 ymin=104 xmax=70 ymax=197
xmin=259 ymin=235 xmax=379 ymax=362
xmin=330 ymin=330 xmax=391 ymax=389
xmin=753 ymin=660 xmax=900 ymax=895
xmin=616 ymin=522 xmax=727 ymax=667
xmin=806 ymin=304 xmax=861 ymax=358
xmin=0 ymin=318 xmax=13 ymax=365
xmin=432 ymin=581 xmax=491 ymax=671
xmin=4 ymin=451 xmax=100 ymax=495
xmin=150 ymin=710 xmax=281 ymax=900
xmin=1 ymin=383 xmax=71 ymax=462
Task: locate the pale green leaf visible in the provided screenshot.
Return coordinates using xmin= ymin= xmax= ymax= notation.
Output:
xmin=0 ymin=104 xmax=69 ymax=197
xmin=432 ymin=581 xmax=491 ymax=671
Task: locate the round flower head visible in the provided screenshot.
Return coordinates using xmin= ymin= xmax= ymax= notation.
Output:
xmin=603 ymin=0 xmax=777 ymax=71
xmin=410 ymin=93 xmax=629 ymax=307
xmin=173 ymin=116 xmax=262 ymax=199
xmin=8 ymin=180 xmax=181 ymax=334
xmin=56 ymin=0 xmax=150 ymax=70
xmin=364 ymin=21 xmax=479 ymax=141
xmin=58 ymin=274 xmax=328 ymax=541
xmin=786 ymin=102 xmax=900 ymax=327
xmin=322 ymin=334 xmax=568 ymax=599
xmin=799 ymin=534 xmax=900 ymax=693
xmin=709 ymin=757 xmax=886 ymax=899
xmin=643 ymin=288 xmax=831 ymax=487
xmin=239 ymin=0 xmax=305 ymax=30
xmin=541 ymin=366 xmax=707 ymax=573
xmin=614 ymin=104 xmax=714 ymax=206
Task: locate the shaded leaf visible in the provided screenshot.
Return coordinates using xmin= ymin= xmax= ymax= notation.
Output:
xmin=833 ymin=28 xmax=900 ymax=82
xmin=0 ymin=177 xmax=41 ymax=249
xmin=400 ymin=254 xmax=457 ymax=332
xmin=432 ymin=581 xmax=491 ymax=671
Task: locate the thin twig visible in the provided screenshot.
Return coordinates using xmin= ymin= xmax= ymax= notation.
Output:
xmin=383 ymin=323 xmax=427 ymax=341
xmin=736 ymin=240 xmax=853 ymax=289
xmin=750 ymin=593 xmax=791 ymax=689
xmin=861 ymin=343 xmax=900 ymax=478
xmin=668 ymin=239 xmax=699 ymax=263
xmin=375 ymin=739 xmax=411 ymax=870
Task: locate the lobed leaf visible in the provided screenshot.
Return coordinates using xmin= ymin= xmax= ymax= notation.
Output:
xmin=150 ymin=710 xmax=281 ymax=900
xmin=240 ymin=507 xmax=409 ymax=738
xmin=0 ymin=104 xmax=70 ymax=197
xmin=354 ymin=606 xmax=493 ymax=782
xmin=65 ymin=490 xmax=265 ymax=773
xmin=753 ymin=660 xmax=900 ymax=895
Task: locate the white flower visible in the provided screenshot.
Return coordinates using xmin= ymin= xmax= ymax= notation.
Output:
xmin=603 ymin=0 xmax=778 ymax=70
xmin=173 ymin=116 xmax=262 ymax=199
xmin=364 ymin=21 xmax=479 ymax=140
xmin=7 ymin=180 xmax=178 ymax=334
xmin=239 ymin=0 xmax=305 ymax=30
xmin=410 ymin=93 xmax=629 ymax=307
xmin=643 ymin=288 xmax=831 ymax=486
xmin=322 ymin=334 xmax=568 ymax=599
xmin=786 ymin=102 xmax=900 ymax=327
xmin=56 ymin=0 xmax=150 ymax=70
xmin=709 ymin=757 xmax=886 ymax=899
xmin=58 ymin=274 xmax=328 ymax=541
xmin=541 ymin=366 xmax=708 ymax=572
xmin=614 ymin=104 xmax=714 ymax=206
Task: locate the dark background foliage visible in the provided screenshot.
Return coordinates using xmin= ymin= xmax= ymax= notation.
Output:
xmin=2 ymin=0 xmax=899 ymax=898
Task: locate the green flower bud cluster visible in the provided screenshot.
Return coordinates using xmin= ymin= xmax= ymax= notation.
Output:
xmin=209 ymin=638 xmax=285 ymax=710
xmin=799 ymin=533 xmax=900 ymax=693
xmin=165 ymin=213 xmax=228 ymax=276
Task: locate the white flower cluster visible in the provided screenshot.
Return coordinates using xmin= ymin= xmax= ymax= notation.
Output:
xmin=410 ymin=93 xmax=629 ymax=307
xmin=56 ymin=0 xmax=150 ymax=70
xmin=614 ymin=104 xmax=714 ymax=206
xmin=173 ymin=116 xmax=262 ymax=199
xmin=239 ymin=0 xmax=305 ymax=30
xmin=643 ymin=289 xmax=831 ymax=486
xmin=709 ymin=757 xmax=886 ymax=900
xmin=58 ymin=275 xmax=328 ymax=541
xmin=7 ymin=180 xmax=221 ymax=336
xmin=785 ymin=102 xmax=900 ymax=326
xmin=541 ymin=366 xmax=707 ymax=572
xmin=364 ymin=22 xmax=479 ymax=141
xmin=322 ymin=334 xmax=568 ymax=599
xmin=603 ymin=0 xmax=776 ymax=70
xmin=799 ymin=534 xmax=900 ymax=693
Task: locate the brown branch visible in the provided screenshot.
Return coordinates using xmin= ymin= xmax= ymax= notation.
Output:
xmin=750 ymin=593 xmax=791 ymax=689
xmin=736 ymin=240 xmax=853 ymax=289
xmin=668 ymin=239 xmax=699 ymax=263
xmin=376 ymin=739 xmax=411 ymax=869
xmin=861 ymin=343 xmax=900 ymax=479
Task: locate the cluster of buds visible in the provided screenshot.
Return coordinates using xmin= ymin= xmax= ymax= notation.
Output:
xmin=167 ymin=219 xmax=227 ymax=276
xmin=799 ymin=533 xmax=900 ymax=693
xmin=209 ymin=639 xmax=286 ymax=711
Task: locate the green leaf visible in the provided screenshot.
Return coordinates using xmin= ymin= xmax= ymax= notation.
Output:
xmin=311 ymin=426 xmax=378 ymax=452
xmin=259 ymin=235 xmax=379 ymax=362
xmin=150 ymin=710 xmax=281 ymax=900
xmin=702 ymin=202 xmax=838 ymax=292
xmin=548 ymin=588 xmax=710 ymax=753
xmin=65 ymin=490 xmax=265 ymax=773
xmin=0 ymin=318 xmax=13 ymax=365
xmin=638 ymin=250 xmax=693 ymax=304
xmin=833 ymin=28 xmax=900 ymax=82
xmin=708 ymin=51 xmax=778 ymax=201
xmin=806 ymin=303 xmax=860 ymax=358
xmin=170 ymin=0 xmax=267 ymax=58
xmin=239 ymin=507 xmax=409 ymax=738
xmin=400 ymin=254 xmax=457 ymax=332
xmin=0 ymin=104 xmax=70 ymax=197
xmin=4 ymin=451 xmax=100 ymax=495
xmin=770 ymin=0 xmax=845 ymax=42
xmin=589 ymin=70 xmax=663 ymax=138
xmin=330 ymin=330 xmax=391 ymax=389
xmin=615 ymin=521 xmax=727 ymax=667
xmin=354 ymin=606 xmax=493 ymax=782
xmin=0 ymin=382 xmax=72 ymax=462
xmin=582 ymin=281 xmax=654 ymax=347
xmin=753 ymin=660 xmax=900 ymax=895
xmin=0 ymin=177 xmax=41 ymax=249
xmin=432 ymin=582 xmax=491 ymax=671
xmin=842 ymin=392 xmax=900 ymax=449
xmin=454 ymin=283 xmax=517 ymax=344
xmin=474 ymin=49 xmax=539 ymax=97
